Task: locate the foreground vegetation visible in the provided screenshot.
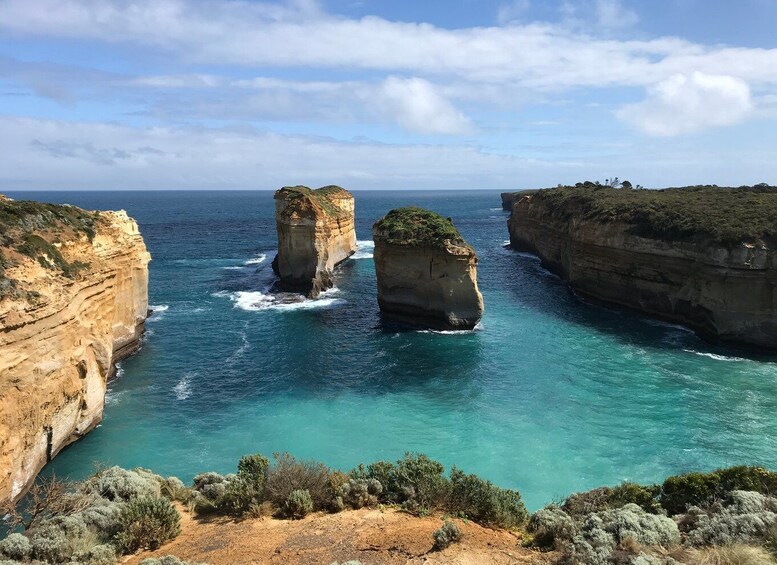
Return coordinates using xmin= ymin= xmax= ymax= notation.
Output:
xmin=3 ymin=455 xmax=777 ymax=564
xmin=373 ymin=207 xmax=466 ymax=247
xmin=520 ymin=183 xmax=777 ymax=246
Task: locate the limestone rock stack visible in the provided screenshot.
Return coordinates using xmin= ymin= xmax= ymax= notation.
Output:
xmin=0 ymin=197 xmax=150 ymax=504
xmin=373 ymin=207 xmax=483 ymax=330
xmin=272 ymin=185 xmax=357 ymax=298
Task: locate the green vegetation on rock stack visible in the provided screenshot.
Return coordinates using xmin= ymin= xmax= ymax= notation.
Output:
xmin=373 ymin=206 xmax=465 ymax=247
xmin=276 ymin=185 xmax=350 ymax=220
xmin=533 ymin=183 xmax=777 ymax=246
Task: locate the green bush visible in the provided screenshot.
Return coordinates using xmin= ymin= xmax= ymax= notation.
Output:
xmin=527 ymin=507 xmax=576 ymax=549
xmin=281 ymin=489 xmax=313 ymax=519
xmin=392 ymin=453 xmax=449 ymax=513
xmin=237 ymin=453 xmax=269 ymax=492
xmin=339 ymin=478 xmax=383 ymax=509
xmin=563 ymin=483 xmax=661 ymax=518
xmin=432 ymin=520 xmax=462 ymax=550
xmin=114 ymin=496 xmax=181 ymax=553
xmin=448 ymin=467 xmax=528 ymax=528
xmin=660 ymin=466 xmax=777 ymax=516
xmin=71 ymin=543 xmax=116 ymax=565
xmin=373 ymin=207 xmax=465 ymax=247
xmin=265 ymin=453 xmax=331 ymax=510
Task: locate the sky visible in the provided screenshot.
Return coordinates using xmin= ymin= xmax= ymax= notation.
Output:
xmin=1 ymin=0 xmax=776 ymax=190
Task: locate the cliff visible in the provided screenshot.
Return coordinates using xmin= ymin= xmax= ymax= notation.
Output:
xmin=501 ymin=190 xmax=539 ymax=211
xmin=0 ymin=196 xmax=150 ymax=504
xmin=508 ymin=184 xmax=777 ymax=348
xmin=272 ymin=185 xmax=356 ymax=298
xmin=373 ymin=207 xmax=483 ymax=330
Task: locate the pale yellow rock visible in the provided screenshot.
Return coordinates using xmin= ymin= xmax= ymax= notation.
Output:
xmin=272 ymin=185 xmax=356 ymax=298
xmin=508 ymin=194 xmax=777 ymax=348
xmin=0 ymin=203 xmax=150 ymax=504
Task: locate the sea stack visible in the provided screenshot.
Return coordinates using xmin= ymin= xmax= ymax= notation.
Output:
xmin=0 ymin=197 xmax=150 ymax=504
xmin=272 ymin=185 xmax=357 ymax=298
xmin=373 ymin=207 xmax=483 ymax=330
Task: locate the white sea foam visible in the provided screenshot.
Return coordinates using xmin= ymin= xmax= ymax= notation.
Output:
xmin=244 ymin=253 xmax=267 ymax=265
xmin=683 ymin=349 xmax=748 ymax=362
xmin=105 ymin=390 xmax=126 ymax=407
xmin=351 ymin=240 xmax=375 ymax=260
xmin=490 ymin=207 xmax=504 ymax=211
xmin=174 ymin=374 xmax=193 ymax=400
xmin=417 ymin=321 xmax=483 ymax=335
xmin=215 ymin=287 xmax=345 ymax=312
xmin=147 ymin=304 xmax=169 ymax=322
xmin=226 ymin=328 xmax=251 ymax=364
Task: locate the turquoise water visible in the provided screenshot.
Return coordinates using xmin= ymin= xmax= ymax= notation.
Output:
xmin=9 ymin=190 xmax=777 ymax=511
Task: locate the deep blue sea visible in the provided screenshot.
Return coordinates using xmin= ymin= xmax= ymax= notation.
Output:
xmin=9 ymin=190 xmax=777 ymax=510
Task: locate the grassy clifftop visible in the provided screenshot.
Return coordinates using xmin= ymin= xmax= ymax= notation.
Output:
xmin=524 ymin=184 xmax=777 ymax=246
xmin=373 ymin=206 xmax=466 ymax=248
xmin=275 ymin=185 xmax=353 ymax=220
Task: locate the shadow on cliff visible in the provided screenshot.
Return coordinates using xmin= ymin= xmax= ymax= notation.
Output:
xmin=503 ymin=246 xmax=777 ymax=363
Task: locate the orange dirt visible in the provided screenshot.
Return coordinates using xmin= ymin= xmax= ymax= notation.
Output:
xmin=126 ymin=505 xmax=557 ymax=565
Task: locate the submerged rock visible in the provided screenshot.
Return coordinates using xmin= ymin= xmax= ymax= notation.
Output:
xmin=272 ymin=185 xmax=357 ymax=298
xmin=373 ymin=207 xmax=483 ymax=330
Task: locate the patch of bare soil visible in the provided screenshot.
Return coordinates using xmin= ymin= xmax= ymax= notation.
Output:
xmin=126 ymin=505 xmax=557 ymax=565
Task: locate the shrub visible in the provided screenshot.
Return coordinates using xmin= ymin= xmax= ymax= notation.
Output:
xmin=29 ymin=522 xmax=72 ymax=563
xmin=160 ymin=477 xmax=187 ymax=501
xmin=433 ymin=521 xmax=462 ymax=551
xmin=681 ymin=491 xmax=777 ymax=547
xmin=563 ymin=483 xmax=661 ymax=518
xmin=237 ymin=453 xmax=269 ymax=492
xmin=340 ymin=478 xmax=382 ymax=509
xmin=448 ymin=467 xmax=528 ymax=528
xmin=660 ymin=467 xmax=777 ymax=516
xmin=265 ymin=453 xmax=331 ymax=510
xmin=71 ymin=543 xmax=116 ymax=565
xmin=350 ymin=460 xmax=397 ymax=503
xmin=82 ymin=466 xmax=161 ymax=502
xmin=281 ymin=489 xmax=313 ymax=519
xmin=373 ymin=207 xmax=465 ymax=247
xmin=392 ymin=453 xmax=448 ymax=513
xmin=0 ymin=533 xmax=31 ymax=560
xmin=114 ymin=496 xmax=181 ymax=553
xmin=527 ymin=507 xmax=576 ymax=549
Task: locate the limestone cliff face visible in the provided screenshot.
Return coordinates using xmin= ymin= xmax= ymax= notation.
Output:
xmin=373 ymin=207 xmax=483 ymax=330
xmin=0 ymin=199 xmax=150 ymax=504
xmin=272 ymin=185 xmax=356 ymax=298
xmin=501 ymin=192 xmax=515 ymax=211
xmin=508 ymin=193 xmax=777 ymax=348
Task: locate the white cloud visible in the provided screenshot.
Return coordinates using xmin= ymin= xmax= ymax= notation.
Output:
xmin=376 ymin=77 xmax=472 ymax=135
xmin=595 ymin=0 xmax=638 ymax=29
xmin=617 ymin=72 xmax=753 ymax=136
xmin=497 ymin=0 xmax=531 ymax=24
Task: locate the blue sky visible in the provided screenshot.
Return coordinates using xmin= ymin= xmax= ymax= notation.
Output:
xmin=1 ymin=0 xmax=776 ymax=190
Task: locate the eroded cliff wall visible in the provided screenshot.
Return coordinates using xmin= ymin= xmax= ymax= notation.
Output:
xmin=273 ymin=185 xmax=356 ymax=298
xmin=0 ymin=200 xmax=150 ymax=504
xmin=508 ymin=190 xmax=777 ymax=348
xmin=373 ymin=207 xmax=483 ymax=330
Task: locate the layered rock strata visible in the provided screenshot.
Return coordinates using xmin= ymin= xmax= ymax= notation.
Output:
xmin=508 ymin=185 xmax=777 ymax=348
xmin=0 ymin=197 xmax=150 ymax=504
xmin=272 ymin=185 xmax=357 ymax=298
xmin=373 ymin=207 xmax=483 ymax=330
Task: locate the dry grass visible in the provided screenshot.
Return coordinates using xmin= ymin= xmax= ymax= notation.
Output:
xmin=673 ymin=545 xmax=776 ymax=565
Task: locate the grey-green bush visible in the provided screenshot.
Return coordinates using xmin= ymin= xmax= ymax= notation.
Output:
xmin=82 ymin=466 xmax=161 ymax=502
xmin=282 ymin=489 xmax=314 ymax=519
xmin=339 ymin=478 xmax=382 ymax=509
xmin=392 ymin=453 xmax=448 ymax=513
xmin=681 ymin=490 xmax=777 ymax=546
xmin=433 ymin=521 xmax=462 ymax=550
xmin=265 ymin=453 xmax=331 ymax=510
xmin=528 ymin=506 xmax=576 ymax=549
xmin=71 ymin=543 xmax=116 ymax=565
xmin=0 ymin=533 xmax=31 ymax=561
xmin=114 ymin=496 xmax=181 ymax=553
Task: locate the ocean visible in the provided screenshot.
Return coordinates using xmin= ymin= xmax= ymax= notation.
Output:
xmin=9 ymin=189 xmax=777 ymax=510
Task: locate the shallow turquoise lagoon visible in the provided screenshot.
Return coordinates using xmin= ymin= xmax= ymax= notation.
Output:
xmin=10 ymin=190 xmax=777 ymax=510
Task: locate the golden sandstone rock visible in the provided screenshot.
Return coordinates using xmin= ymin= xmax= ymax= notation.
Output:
xmin=373 ymin=207 xmax=483 ymax=330
xmin=272 ymin=185 xmax=357 ymax=298
xmin=0 ymin=198 xmax=150 ymax=503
